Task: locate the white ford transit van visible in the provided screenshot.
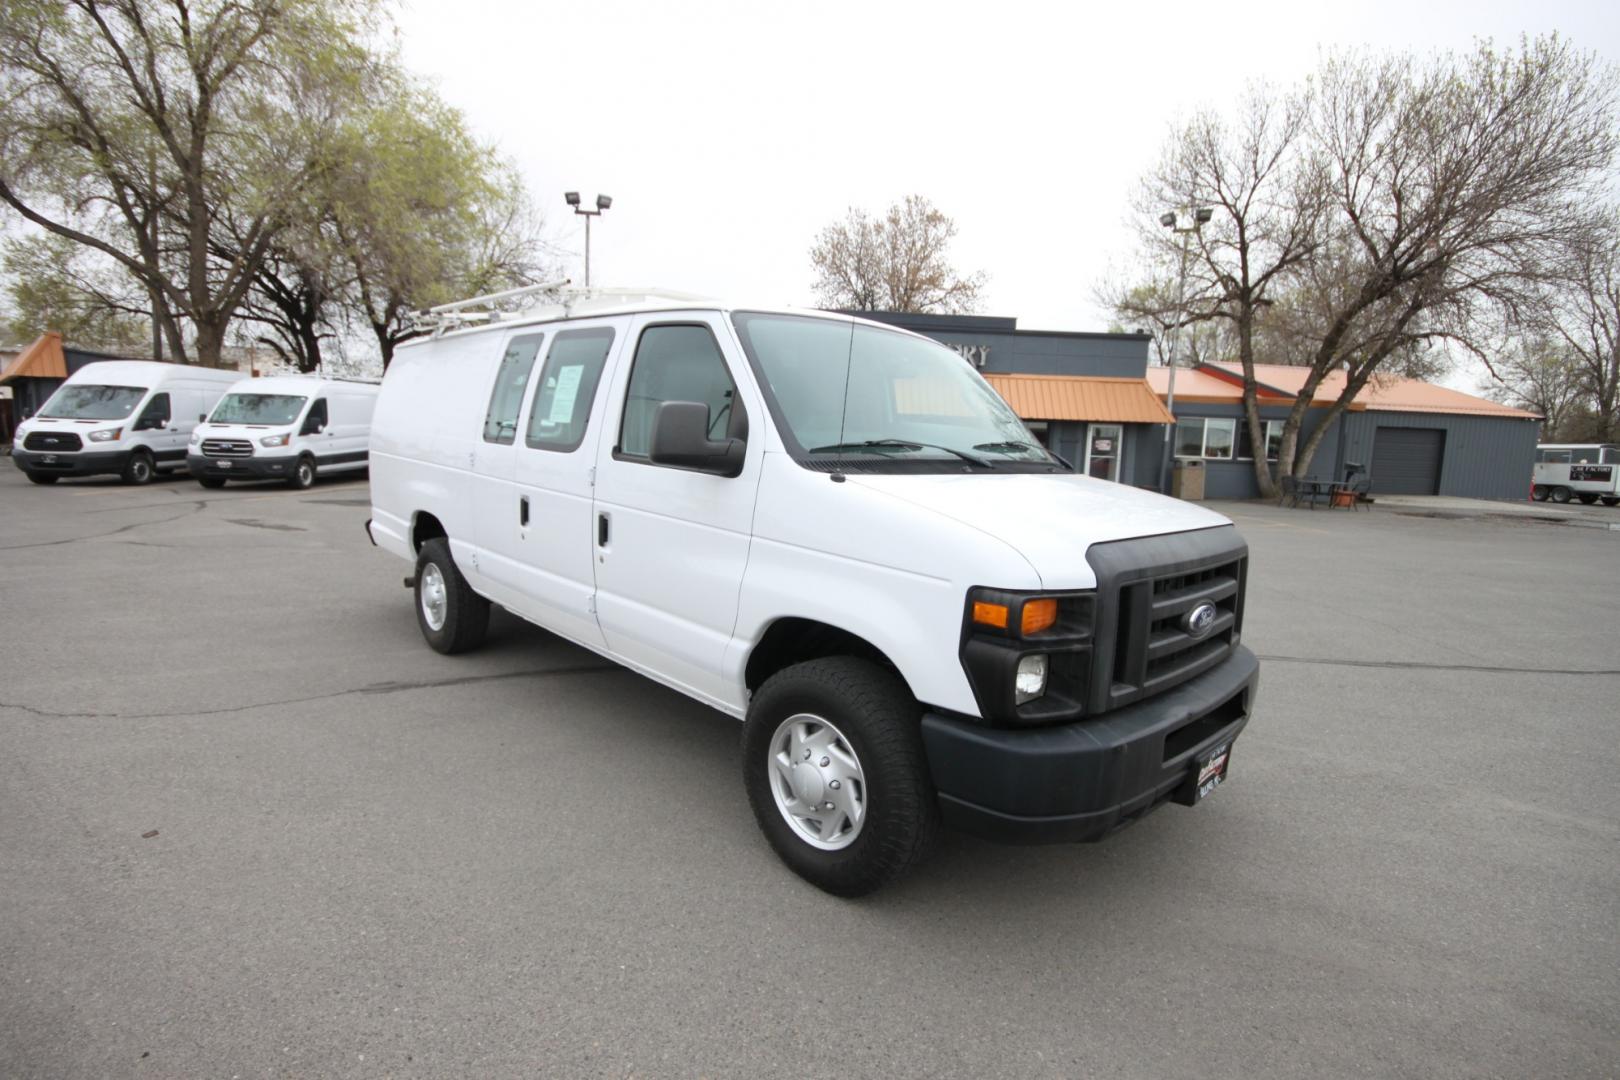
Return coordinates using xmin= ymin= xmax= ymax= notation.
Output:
xmin=189 ymin=375 xmax=379 ymax=489
xmin=367 ymin=292 xmax=1259 ymax=895
xmin=11 ymin=360 xmax=240 ymax=485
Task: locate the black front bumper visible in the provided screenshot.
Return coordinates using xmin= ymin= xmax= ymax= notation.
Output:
xmin=186 ymin=453 xmax=293 ymax=480
xmin=922 ymin=645 xmax=1258 ymax=844
xmin=12 ymin=447 xmax=130 ymax=477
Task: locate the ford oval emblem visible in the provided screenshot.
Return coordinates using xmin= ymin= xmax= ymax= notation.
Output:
xmin=1182 ymin=601 xmax=1219 ymax=639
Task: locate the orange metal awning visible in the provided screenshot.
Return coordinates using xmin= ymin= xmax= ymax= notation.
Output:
xmin=983 ymin=373 xmax=1175 ymax=424
xmin=0 ymin=332 xmax=68 ymax=385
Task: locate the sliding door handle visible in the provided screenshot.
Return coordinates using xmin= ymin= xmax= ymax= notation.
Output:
xmin=597 ymin=512 xmax=610 ymax=546
xmin=519 ymin=496 xmax=529 ymax=527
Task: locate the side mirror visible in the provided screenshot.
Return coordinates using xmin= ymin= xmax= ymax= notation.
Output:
xmin=198 ymin=413 xmax=207 ymax=423
xmin=649 ymin=401 xmax=745 ymax=477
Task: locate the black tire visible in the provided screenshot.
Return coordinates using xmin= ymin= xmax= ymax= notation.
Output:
xmin=1602 ymin=497 xmax=1619 ymax=507
xmin=742 ymin=657 xmax=938 ymax=897
xmin=25 ymin=471 xmax=59 ymax=485
xmin=1577 ymin=493 xmax=1599 ymax=505
xmin=1530 ymin=485 xmax=1548 ymax=502
xmin=196 ymin=476 xmax=226 ymax=489
xmin=413 ymin=538 xmax=490 ymax=654
xmin=121 ymin=450 xmax=155 ymax=485
xmin=1550 ymin=486 xmax=1572 ymax=504
xmin=287 ymin=456 xmax=316 ymax=490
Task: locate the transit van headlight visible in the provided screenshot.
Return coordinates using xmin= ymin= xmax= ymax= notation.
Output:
xmin=189 ymin=431 xmax=202 ymax=445
xmin=1015 ymin=654 xmax=1048 ymax=704
xmin=259 ymin=433 xmax=291 ymax=447
xmin=88 ymin=427 xmax=123 ymax=442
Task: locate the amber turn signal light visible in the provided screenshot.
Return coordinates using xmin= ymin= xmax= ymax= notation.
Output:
xmin=1020 ymin=598 xmax=1058 ymax=636
xmin=971 ymin=601 xmax=1009 ymax=629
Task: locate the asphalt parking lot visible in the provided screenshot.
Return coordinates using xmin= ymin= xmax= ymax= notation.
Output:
xmin=2 ymin=465 xmax=1617 ymax=1079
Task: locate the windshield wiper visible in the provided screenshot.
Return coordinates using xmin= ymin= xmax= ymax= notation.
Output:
xmin=808 ymin=439 xmax=992 ymax=468
xmin=974 ymin=441 xmax=1071 ymax=469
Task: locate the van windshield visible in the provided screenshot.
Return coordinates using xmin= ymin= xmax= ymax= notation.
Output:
xmin=211 ymin=393 xmax=307 ymax=425
xmin=731 ymin=313 xmax=1055 ymax=470
xmin=40 ymin=385 xmax=147 ymax=420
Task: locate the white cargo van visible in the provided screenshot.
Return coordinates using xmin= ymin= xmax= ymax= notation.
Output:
xmin=367 ymin=291 xmax=1258 ymax=895
xmin=189 ymin=375 xmax=379 ymax=489
xmin=11 ymin=360 xmax=240 ymax=485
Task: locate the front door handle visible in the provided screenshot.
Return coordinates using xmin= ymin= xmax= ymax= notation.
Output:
xmin=597 ymin=512 xmax=610 ymax=547
xmin=520 ymin=496 xmax=529 ymax=527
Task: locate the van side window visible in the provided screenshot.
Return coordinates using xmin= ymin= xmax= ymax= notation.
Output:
xmin=618 ymin=325 xmax=736 ymax=458
xmin=485 ymin=334 xmax=544 ymax=444
xmin=137 ymin=392 xmax=170 ymax=429
xmin=527 ymin=328 xmax=615 ymax=453
xmin=301 ymin=398 xmax=328 ymax=435
xmin=1544 ymin=449 xmax=1571 ymax=464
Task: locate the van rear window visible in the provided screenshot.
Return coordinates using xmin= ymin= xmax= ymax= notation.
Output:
xmin=527 ymin=328 xmax=615 ymax=452
xmin=485 ymin=335 xmax=543 ymax=444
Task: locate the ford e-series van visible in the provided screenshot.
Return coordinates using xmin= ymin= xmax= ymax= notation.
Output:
xmin=11 ymin=361 xmax=240 ymax=485
xmin=189 ymin=375 xmax=379 ymax=489
xmin=366 ymin=291 xmax=1258 ymax=895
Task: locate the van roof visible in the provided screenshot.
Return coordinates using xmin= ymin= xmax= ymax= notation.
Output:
xmin=223 ymin=373 xmax=380 ymax=395
xmin=396 ymin=294 xmax=931 ymax=351
xmin=66 ymin=360 xmax=240 ymax=387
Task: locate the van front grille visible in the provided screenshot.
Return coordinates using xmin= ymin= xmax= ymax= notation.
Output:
xmin=24 ymin=432 xmax=83 ymax=452
xmin=201 ymin=439 xmax=254 ymax=458
xmin=1086 ymin=528 xmax=1248 ymax=715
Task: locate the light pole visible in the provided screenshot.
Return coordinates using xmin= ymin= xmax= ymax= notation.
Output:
xmin=1157 ymin=206 xmax=1213 ymax=496
xmin=565 ymin=192 xmax=612 ymax=287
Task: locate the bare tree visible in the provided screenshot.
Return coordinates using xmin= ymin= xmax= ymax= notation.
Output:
xmin=1277 ymin=39 xmax=1617 ymax=479
xmin=1482 ymin=336 xmax=1582 ymax=437
xmin=810 ymin=195 xmax=985 ymax=313
xmin=1537 ymin=212 xmax=1620 ymax=440
xmin=0 ymin=0 xmax=375 ymax=365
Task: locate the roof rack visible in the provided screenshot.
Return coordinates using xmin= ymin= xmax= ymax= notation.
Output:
xmin=410 ymin=281 xmax=715 ymax=337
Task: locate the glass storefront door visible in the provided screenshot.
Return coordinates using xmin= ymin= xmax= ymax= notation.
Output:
xmin=1085 ymin=423 xmax=1122 ymax=482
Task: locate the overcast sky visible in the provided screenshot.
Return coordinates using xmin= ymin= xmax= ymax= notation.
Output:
xmin=395 ymin=0 xmax=1619 ymax=371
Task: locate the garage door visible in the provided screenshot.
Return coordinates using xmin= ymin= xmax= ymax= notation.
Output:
xmin=1371 ymin=427 xmax=1445 ymax=495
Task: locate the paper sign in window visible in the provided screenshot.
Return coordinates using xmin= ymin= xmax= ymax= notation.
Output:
xmin=547 ymin=364 xmax=584 ymax=424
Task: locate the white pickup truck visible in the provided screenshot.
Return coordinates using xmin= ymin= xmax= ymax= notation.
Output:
xmin=366 ymin=292 xmax=1258 ymax=895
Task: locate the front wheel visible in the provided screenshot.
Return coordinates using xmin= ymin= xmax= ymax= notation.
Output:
xmin=121 ymin=450 xmax=155 ymax=485
xmin=1602 ymin=497 xmax=1619 ymax=507
xmin=25 ymin=471 xmax=59 ymax=485
xmin=287 ymin=456 xmax=316 ymax=490
xmin=742 ymin=657 xmax=938 ymax=897
xmin=413 ymin=538 xmax=490 ymax=654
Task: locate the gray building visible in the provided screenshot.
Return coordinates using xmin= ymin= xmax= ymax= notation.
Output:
xmin=834 ymin=313 xmax=1541 ymax=502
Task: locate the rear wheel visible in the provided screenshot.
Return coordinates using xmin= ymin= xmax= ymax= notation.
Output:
xmin=742 ymin=657 xmax=938 ymax=897
xmin=25 ymin=471 xmax=59 ymax=485
xmin=1530 ymin=485 xmax=1549 ymax=502
xmin=1602 ymin=496 xmax=1619 ymax=507
xmin=1550 ymin=486 xmax=1572 ymax=504
xmin=287 ymin=456 xmax=315 ymax=490
xmin=121 ymin=450 xmax=154 ymax=485
xmin=196 ymin=476 xmax=226 ymax=489
xmin=413 ymin=538 xmax=490 ymax=654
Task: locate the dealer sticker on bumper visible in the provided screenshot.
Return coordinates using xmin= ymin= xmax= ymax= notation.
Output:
xmin=1195 ymin=744 xmax=1230 ymax=802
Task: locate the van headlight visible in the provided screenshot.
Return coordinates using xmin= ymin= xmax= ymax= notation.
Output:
xmin=189 ymin=431 xmax=202 ymax=445
xmin=259 ymin=433 xmax=290 ymax=447
xmin=961 ymin=588 xmax=1094 ymax=725
xmin=88 ymin=427 xmax=123 ymax=442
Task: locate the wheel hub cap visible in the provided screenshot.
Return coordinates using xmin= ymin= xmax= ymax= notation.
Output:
xmin=420 ymin=563 xmax=448 ymax=631
xmin=767 ymin=713 xmax=866 ymax=851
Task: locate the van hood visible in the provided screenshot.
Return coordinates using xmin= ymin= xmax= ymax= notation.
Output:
xmin=845 ymin=471 xmax=1233 ymax=588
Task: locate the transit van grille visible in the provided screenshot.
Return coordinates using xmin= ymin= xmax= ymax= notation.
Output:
xmin=24 ymin=432 xmax=83 ymax=452
xmin=1085 ymin=528 xmax=1247 ymax=715
xmin=201 ymin=439 xmax=254 ymax=458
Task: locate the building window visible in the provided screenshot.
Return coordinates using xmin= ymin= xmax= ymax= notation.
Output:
xmin=1176 ymin=416 xmax=1282 ymax=460
xmin=1025 ymin=421 xmax=1049 ymax=448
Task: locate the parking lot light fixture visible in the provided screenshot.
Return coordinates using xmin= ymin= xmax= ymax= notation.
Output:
xmin=566 ymin=191 xmax=612 ymax=287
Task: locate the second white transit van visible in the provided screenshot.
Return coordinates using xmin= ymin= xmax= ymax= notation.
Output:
xmin=189 ymin=375 xmax=379 ymax=489
xmin=367 ymin=290 xmax=1259 ymax=895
